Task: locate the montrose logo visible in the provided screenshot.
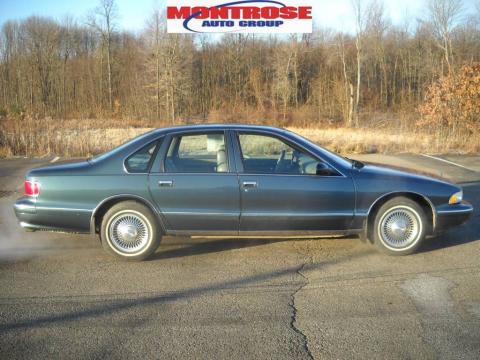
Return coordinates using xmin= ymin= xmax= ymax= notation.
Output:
xmin=167 ymin=0 xmax=313 ymax=34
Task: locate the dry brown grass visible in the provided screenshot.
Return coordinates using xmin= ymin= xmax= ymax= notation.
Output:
xmin=1 ymin=117 xmax=479 ymax=158
xmin=0 ymin=117 xmax=154 ymax=158
xmin=288 ymin=127 xmax=480 ymax=154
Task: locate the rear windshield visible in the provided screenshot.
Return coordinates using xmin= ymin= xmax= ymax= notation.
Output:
xmin=89 ymin=130 xmax=156 ymax=163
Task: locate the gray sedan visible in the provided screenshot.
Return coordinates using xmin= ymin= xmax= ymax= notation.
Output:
xmin=14 ymin=125 xmax=473 ymax=260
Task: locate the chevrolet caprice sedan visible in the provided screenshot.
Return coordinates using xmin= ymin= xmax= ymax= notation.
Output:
xmin=14 ymin=125 xmax=473 ymax=260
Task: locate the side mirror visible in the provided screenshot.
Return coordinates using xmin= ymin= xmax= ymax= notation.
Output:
xmin=316 ymin=162 xmax=336 ymax=176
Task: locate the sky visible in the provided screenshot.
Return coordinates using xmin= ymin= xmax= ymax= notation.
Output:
xmin=0 ymin=0 xmax=478 ymax=34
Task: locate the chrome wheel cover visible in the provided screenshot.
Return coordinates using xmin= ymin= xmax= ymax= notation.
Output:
xmin=379 ymin=206 xmax=421 ymax=250
xmin=108 ymin=211 xmax=150 ymax=254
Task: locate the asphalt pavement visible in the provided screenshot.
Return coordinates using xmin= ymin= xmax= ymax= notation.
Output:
xmin=0 ymin=154 xmax=479 ymax=359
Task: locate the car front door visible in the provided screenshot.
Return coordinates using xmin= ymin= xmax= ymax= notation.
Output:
xmin=148 ymin=130 xmax=240 ymax=234
xmin=233 ymin=131 xmax=356 ymax=233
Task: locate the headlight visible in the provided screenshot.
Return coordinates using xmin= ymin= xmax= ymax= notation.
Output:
xmin=449 ymin=191 xmax=463 ymax=205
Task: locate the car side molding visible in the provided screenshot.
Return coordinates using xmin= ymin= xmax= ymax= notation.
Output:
xmin=167 ymin=229 xmax=362 ymax=237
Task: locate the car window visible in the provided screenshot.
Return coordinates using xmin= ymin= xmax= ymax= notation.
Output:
xmin=165 ymin=133 xmax=227 ymax=173
xmin=238 ymin=133 xmax=331 ymax=175
xmin=90 ymin=129 xmax=157 ymax=163
xmin=125 ymin=141 xmax=158 ymax=173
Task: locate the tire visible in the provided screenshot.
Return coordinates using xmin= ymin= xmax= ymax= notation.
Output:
xmin=101 ymin=201 xmax=161 ymax=261
xmin=358 ymin=230 xmax=371 ymax=244
xmin=372 ymin=197 xmax=427 ymax=256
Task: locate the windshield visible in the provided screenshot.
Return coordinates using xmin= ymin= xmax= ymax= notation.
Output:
xmin=283 ymin=129 xmax=353 ymax=169
xmin=88 ymin=130 xmax=156 ymax=163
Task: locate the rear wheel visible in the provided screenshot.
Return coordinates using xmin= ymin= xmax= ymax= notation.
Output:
xmin=101 ymin=201 xmax=161 ymax=261
xmin=372 ymin=197 xmax=427 ymax=255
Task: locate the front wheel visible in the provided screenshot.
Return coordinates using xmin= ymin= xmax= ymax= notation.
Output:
xmin=372 ymin=197 xmax=427 ymax=256
xmin=101 ymin=201 xmax=161 ymax=261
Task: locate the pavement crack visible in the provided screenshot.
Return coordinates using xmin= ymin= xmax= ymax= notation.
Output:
xmin=289 ymin=256 xmax=314 ymax=360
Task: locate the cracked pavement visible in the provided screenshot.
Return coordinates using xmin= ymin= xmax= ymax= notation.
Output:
xmin=289 ymin=258 xmax=313 ymax=360
xmin=0 ymin=155 xmax=479 ymax=359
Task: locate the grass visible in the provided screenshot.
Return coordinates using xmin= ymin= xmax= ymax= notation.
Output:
xmin=288 ymin=127 xmax=480 ymax=155
xmin=0 ymin=117 xmax=479 ymax=158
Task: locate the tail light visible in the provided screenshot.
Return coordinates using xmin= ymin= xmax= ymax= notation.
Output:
xmin=24 ymin=180 xmax=40 ymax=197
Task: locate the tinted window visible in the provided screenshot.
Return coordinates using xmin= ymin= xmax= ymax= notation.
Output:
xmin=125 ymin=141 xmax=158 ymax=173
xmin=165 ymin=133 xmax=227 ymax=173
xmin=238 ymin=133 xmax=329 ymax=175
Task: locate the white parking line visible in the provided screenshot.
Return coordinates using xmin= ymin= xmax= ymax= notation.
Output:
xmin=50 ymin=156 xmax=60 ymax=163
xmin=421 ymin=154 xmax=476 ymax=172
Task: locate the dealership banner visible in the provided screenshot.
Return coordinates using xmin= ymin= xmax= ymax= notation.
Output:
xmin=167 ymin=0 xmax=313 ymax=34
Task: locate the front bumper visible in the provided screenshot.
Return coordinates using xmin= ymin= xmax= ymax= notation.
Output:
xmin=435 ymin=201 xmax=474 ymax=232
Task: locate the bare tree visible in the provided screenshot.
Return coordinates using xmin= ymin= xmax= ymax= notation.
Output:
xmin=475 ymin=0 xmax=480 ymax=28
xmin=336 ymin=33 xmax=354 ymax=126
xmin=88 ymin=0 xmax=117 ymax=111
xmin=145 ymin=10 xmax=163 ymax=119
xmin=0 ymin=4 xmax=479 ymax=128
xmin=273 ymin=42 xmax=294 ymax=121
xmin=144 ymin=10 xmax=194 ymax=123
xmin=0 ymin=22 xmax=16 ymax=110
xmin=365 ymin=0 xmax=390 ymax=107
xmin=427 ymin=0 xmax=464 ymax=73
xmin=59 ymin=16 xmax=75 ymax=118
xmin=22 ymin=17 xmax=60 ymax=115
xmin=351 ymin=0 xmax=368 ymax=127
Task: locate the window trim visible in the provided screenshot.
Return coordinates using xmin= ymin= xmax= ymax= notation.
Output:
xmin=160 ymin=130 xmax=232 ymax=175
xmin=123 ymin=138 xmax=162 ymax=174
xmin=234 ymin=130 xmax=346 ymax=177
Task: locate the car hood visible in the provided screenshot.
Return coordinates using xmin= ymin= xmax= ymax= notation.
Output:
xmin=27 ymin=159 xmax=91 ymax=177
xmin=358 ymin=161 xmax=455 ymax=186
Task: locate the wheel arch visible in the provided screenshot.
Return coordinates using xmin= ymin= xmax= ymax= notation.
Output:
xmin=90 ymin=194 xmax=165 ymax=236
xmin=365 ymin=192 xmax=436 ymax=242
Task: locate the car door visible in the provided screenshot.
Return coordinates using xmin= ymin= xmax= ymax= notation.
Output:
xmin=148 ymin=130 xmax=240 ymax=233
xmin=233 ymin=131 xmax=356 ymax=232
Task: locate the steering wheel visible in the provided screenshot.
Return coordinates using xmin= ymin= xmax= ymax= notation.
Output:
xmin=274 ymin=150 xmax=286 ymax=173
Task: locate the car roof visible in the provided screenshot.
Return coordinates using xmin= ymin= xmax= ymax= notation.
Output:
xmin=152 ymin=124 xmax=287 ymax=135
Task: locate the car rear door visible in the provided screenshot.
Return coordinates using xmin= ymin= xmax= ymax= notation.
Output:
xmin=233 ymin=131 xmax=356 ymax=232
xmin=148 ymin=130 xmax=240 ymax=233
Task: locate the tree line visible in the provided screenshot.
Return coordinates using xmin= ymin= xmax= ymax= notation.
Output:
xmin=0 ymin=0 xmax=479 ymax=128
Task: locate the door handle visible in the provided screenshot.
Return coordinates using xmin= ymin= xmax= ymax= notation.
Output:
xmin=158 ymin=180 xmax=174 ymax=188
xmin=242 ymin=181 xmax=257 ymax=189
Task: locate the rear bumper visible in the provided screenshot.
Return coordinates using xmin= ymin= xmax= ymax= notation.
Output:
xmin=13 ymin=197 xmax=91 ymax=233
xmin=435 ymin=202 xmax=474 ymax=232
xmin=13 ymin=197 xmax=37 ymax=228
xmin=13 ymin=197 xmax=45 ymax=232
